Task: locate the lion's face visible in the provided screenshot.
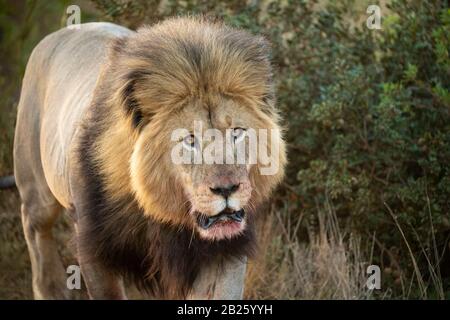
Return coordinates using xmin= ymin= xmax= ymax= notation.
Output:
xmin=129 ymin=95 xmax=284 ymax=241
xmin=105 ymin=17 xmax=287 ymax=242
xmin=170 ymin=98 xmax=256 ymax=241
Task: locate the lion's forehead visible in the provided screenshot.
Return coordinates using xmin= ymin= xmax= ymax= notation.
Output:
xmin=167 ymin=99 xmax=260 ymax=132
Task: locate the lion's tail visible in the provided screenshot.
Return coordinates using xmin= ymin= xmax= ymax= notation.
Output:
xmin=0 ymin=175 xmax=16 ymax=189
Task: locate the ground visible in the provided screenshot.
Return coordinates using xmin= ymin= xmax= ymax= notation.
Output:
xmin=0 ymin=189 xmax=77 ymax=299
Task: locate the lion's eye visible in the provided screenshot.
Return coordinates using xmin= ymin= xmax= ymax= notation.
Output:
xmin=231 ymin=127 xmax=246 ymax=143
xmin=183 ymin=134 xmax=197 ymax=150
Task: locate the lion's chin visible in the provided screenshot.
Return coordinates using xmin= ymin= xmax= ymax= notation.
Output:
xmin=195 ymin=209 xmax=247 ymax=241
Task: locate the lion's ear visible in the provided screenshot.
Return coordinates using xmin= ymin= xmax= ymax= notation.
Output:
xmin=119 ymin=70 xmax=155 ymax=130
xmin=108 ymin=37 xmax=153 ymax=130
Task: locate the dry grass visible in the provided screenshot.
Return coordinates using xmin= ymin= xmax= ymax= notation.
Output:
xmin=383 ymin=200 xmax=446 ymax=299
xmin=245 ymin=203 xmax=373 ymax=300
xmin=244 ymin=196 xmax=448 ymax=300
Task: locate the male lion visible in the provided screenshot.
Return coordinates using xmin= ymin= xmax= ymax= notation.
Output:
xmin=14 ymin=17 xmax=286 ymax=299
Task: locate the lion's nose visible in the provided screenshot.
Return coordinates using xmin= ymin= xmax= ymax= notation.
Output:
xmin=209 ymin=184 xmax=240 ymax=198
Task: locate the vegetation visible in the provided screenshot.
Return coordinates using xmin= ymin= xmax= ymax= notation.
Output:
xmin=0 ymin=0 xmax=449 ymax=299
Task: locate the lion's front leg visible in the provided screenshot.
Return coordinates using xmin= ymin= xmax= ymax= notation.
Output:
xmin=74 ymin=223 xmax=127 ymax=300
xmin=189 ymin=257 xmax=247 ymax=300
xmin=79 ymin=260 xmax=127 ymax=300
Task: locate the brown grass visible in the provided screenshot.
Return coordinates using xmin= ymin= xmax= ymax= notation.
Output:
xmin=245 ymin=203 xmax=373 ymax=299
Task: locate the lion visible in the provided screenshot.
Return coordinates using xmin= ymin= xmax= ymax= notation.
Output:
xmin=13 ymin=17 xmax=286 ymax=299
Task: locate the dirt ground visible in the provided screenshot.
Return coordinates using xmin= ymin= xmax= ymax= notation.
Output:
xmin=0 ymin=189 xmax=81 ymax=299
xmin=0 ymin=189 xmax=152 ymax=300
xmin=0 ymin=190 xmax=30 ymax=299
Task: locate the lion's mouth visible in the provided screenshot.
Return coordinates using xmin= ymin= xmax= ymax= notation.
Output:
xmin=196 ymin=208 xmax=245 ymax=230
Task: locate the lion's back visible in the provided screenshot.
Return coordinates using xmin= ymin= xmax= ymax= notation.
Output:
xmin=14 ymin=22 xmax=132 ymax=208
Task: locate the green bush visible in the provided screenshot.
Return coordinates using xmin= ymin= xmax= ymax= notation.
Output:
xmin=285 ymin=1 xmax=450 ymax=297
